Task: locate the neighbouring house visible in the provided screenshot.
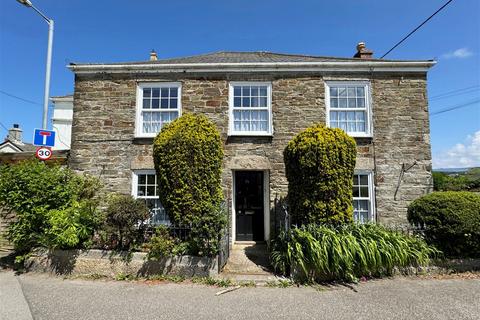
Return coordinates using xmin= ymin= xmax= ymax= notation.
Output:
xmin=51 ymin=95 xmax=74 ymax=150
xmin=0 ymin=124 xmax=36 ymax=154
xmin=67 ymin=43 xmax=435 ymax=244
xmin=0 ymin=118 xmax=70 ymax=165
xmin=0 ymin=97 xmax=72 ymax=155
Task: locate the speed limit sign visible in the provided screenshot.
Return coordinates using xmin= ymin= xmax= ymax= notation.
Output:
xmin=36 ymin=147 xmax=52 ymax=161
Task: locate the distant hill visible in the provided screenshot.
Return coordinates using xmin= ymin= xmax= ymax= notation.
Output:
xmin=433 ymin=168 xmax=471 ymax=173
xmin=432 ymin=167 xmax=480 ymax=192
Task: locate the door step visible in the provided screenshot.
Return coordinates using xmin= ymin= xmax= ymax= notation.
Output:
xmin=222 ymin=242 xmax=272 ymax=275
xmin=216 ymin=272 xmax=280 ymax=285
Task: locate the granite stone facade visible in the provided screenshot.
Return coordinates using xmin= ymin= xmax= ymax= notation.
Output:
xmin=69 ymin=69 xmax=433 ymax=240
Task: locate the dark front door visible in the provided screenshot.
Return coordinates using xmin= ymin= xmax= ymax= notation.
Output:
xmin=235 ymin=171 xmax=264 ymax=241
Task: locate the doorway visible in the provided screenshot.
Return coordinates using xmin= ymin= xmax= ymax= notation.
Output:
xmin=234 ymin=171 xmax=264 ymax=241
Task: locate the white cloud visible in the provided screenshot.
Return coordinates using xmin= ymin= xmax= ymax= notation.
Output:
xmin=441 ymin=47 xmax=474 ymax=59
xmin=434 ymin=130 xmax=480 ymax=168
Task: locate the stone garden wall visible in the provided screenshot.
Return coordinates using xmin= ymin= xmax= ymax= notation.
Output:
xmin=25 ymin=248 xmax=218 ymax=277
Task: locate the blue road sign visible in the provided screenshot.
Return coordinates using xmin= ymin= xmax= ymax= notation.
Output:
xmin=33 ymin=129 xmax=56 ymax=147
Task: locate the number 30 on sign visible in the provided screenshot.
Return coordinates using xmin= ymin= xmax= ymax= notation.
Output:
xmin=36 ymin=147 xmax=52 ymax=161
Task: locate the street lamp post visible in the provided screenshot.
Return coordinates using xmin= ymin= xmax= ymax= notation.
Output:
xmin=17 ymin=0 xmax=54 ymax=130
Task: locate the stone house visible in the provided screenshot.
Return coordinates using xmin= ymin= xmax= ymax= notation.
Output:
xmin=0 ymin=124 xmax=36 ymax=154
xmin=67 ymin=43 xmax=435 ymax=243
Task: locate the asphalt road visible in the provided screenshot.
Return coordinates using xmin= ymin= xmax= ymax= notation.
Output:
xmin=2 ymin=272 xmax=480 ymax=320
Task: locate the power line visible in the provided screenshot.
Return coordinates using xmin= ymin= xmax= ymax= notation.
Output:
xmin=52 ymin=124 xmax=71 ymax=148
xmin=381 ymin=0 xmax=455 ymax=58
xmin=430 ymin=85 xmax=480 ymax=101
xmin=431 ymin=99 xmax=480 ymax=116
xmin=0 ymin=89 xmax=42 ymax=106
xmin=0 ymin=121 xmax=8 ymax=133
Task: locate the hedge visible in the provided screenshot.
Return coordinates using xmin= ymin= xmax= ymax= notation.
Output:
xmin=284 ymin=124 xmax=357 ymax=225
xmin=153 ymin=113 xmax=225 ymax=256
xmin=407 ymin=191 xmax=480 ymax=258
xmin=0 ymin=160 xmax=101 ymax=253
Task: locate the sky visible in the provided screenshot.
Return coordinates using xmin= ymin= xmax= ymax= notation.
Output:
xmin=0 ymin=0 xmax=479 ymax=168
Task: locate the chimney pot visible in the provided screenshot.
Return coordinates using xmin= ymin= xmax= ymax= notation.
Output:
xmin=150 ymin=50 xmax=158 ymax=61
xmin=7 ymin=124 xmax=23 ymax=144
xmin=354 ymin=42 xmax=373 ymax=59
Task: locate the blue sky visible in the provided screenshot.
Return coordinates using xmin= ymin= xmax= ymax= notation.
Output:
xmin=0 ymin=0 xmax=479 ymax=168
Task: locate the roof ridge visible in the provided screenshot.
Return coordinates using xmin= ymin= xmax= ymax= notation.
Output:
xmin=156 ymin=50 xmax=353 ymax=60
xmin=157 ymin=50 xmax=228 ymax=61
xmin=155 ymin=50 xmax=379 ymax=62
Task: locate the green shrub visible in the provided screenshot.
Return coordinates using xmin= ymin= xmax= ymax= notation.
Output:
xmin=43 ymin=201 xmax=100 ymax=249
xmin=153 ymin=113 xmax=225 ymax=256
xmin=407 ymin=191 xmax=480 ymax=258
xmin=0 ymin=160 xmax=101 ymax=252
xmin=284 ymin=124 xmax=357 ymax=225
xmin=145 ymin=225 xmax=190 ymax=259
xmin=270 ymin=223 xmax=437 ymax=283
xmin=102 ymin=194 xmax=150 ymax=251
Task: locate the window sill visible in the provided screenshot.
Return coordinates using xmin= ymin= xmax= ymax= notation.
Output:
xmin=228 ymin=132 xmax=273 ymax=137
xmin=351 ymin=134 xmax=373 ymax=139
xmin=134 ymin=133 xmax=157 ymax=138
xmin=133 ymin=136 xmax=155 ymax=144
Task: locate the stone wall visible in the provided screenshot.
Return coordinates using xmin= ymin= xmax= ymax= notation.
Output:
xmin=70 ymin=71 xmax=432 ymax=236
xmin=0 ymin=209 xmax=14 ymax=253
xmin=25 ymin=248 xmax=218 ymax=277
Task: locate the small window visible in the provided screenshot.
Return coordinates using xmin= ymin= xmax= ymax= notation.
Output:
xmin=132 ymin=170 xmax=170 ymax=225
xmin=136 ymin=83 xmax=181 ymax=137
xmin=353 ymin=172 xmax=375 ymax=223
xmin=229 ymin=82 xmax=272 ymax=136
xmin=326 ymin=82 xmax=371 ymax=137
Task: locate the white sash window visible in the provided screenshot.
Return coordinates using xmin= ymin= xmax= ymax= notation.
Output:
xmin=353 ymin=172 xmax=375 ymax=223
xmin=229 ymin=82 xmax=272 ymax=136
xmin=136 ymin=83 xmax=181 ymax=137
xmin=326 ymin=81 xmax=372 ymax=137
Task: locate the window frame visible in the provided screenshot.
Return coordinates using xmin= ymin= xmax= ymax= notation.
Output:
xmin=228 ymin=81 xmax=273 ymax=136
xmin=353 ymin=170 xmax=376 ymax=223
xmin=325 ymin=81 xmax=373 ymax=138
xmin=135 ymin=82 xmax=182 ymax=138
xmin=131 ymin=169 xmax=169 ymax=225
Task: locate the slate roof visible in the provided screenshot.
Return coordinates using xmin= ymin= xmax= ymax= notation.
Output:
xmin=70 ymin=51 xmax=432 ymax=66
xmin=0 ymin=140 xmax=36 ymax=153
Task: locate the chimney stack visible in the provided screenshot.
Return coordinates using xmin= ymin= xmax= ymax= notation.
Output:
xmin=150 ymin=50 xmax=158 ymax=61
xmin=354 ymin=42 xmax=373 ymax=59
xmin=7 ymin=124 xmax=23 ymax=144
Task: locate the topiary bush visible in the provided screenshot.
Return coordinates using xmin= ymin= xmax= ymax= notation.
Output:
xmin=0 ymin=159 xmax=101 ymax=253
xmin=153 ymin=113 xmax=225 ymax=256
xmin=284 ymin=124 xmax=357 ymax=225
xmin=270 ymin=223 xmax=438 ymax=283
xmin=102 ymin=194 xmax=150 ymax=251
xmin=407 ymin=191 xmax=480 ymax=258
